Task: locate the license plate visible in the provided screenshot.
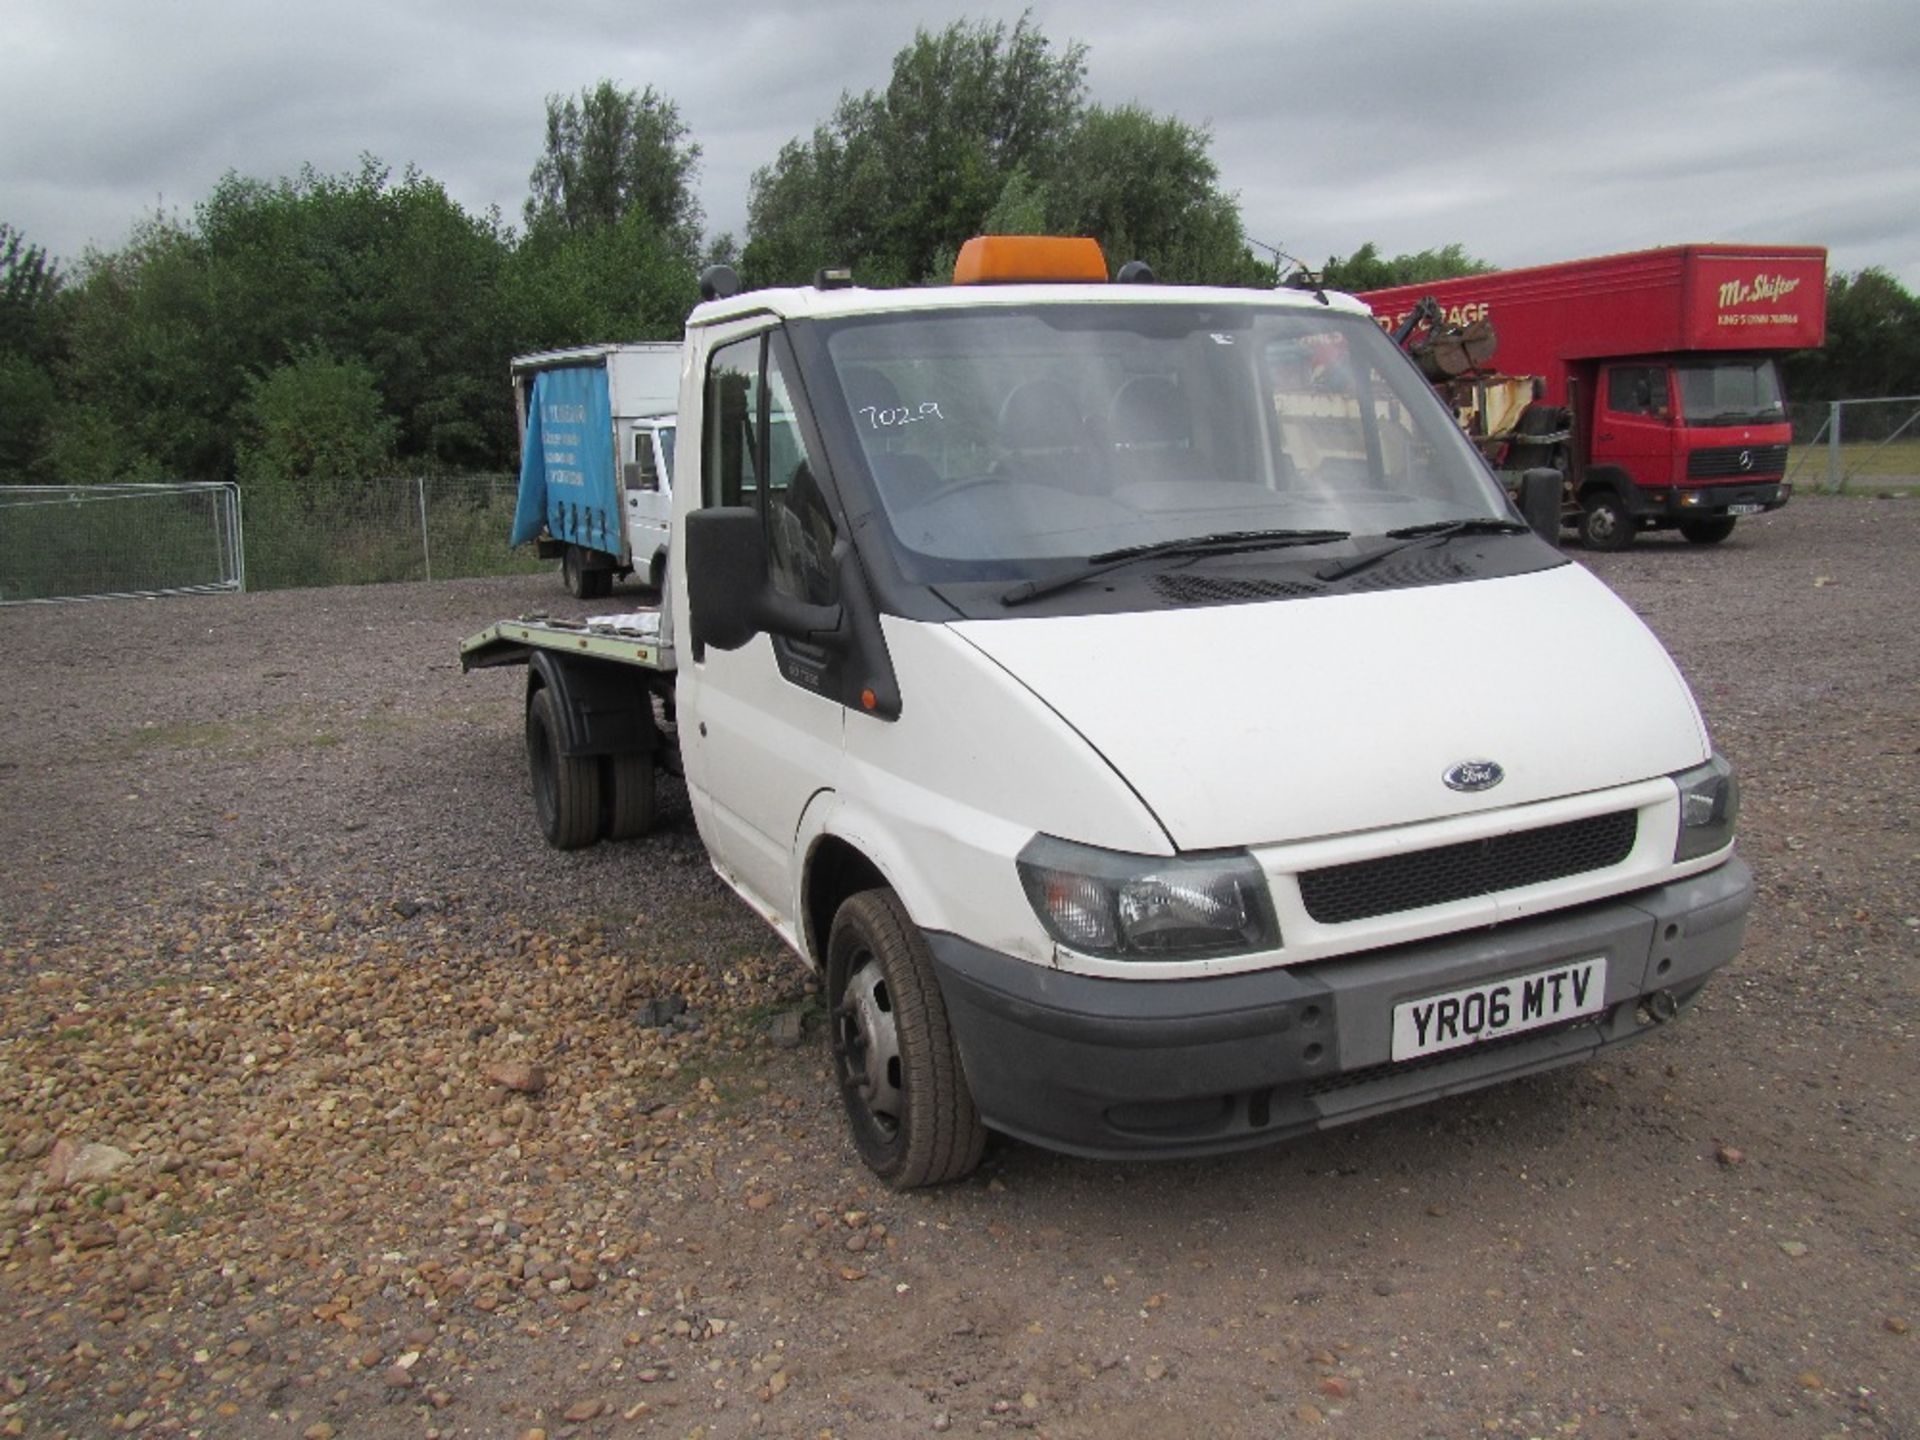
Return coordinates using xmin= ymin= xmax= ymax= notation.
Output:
xmin=1727 ymin=503 xmax=1764 ymax=516
xmin=1392 ymin=957 xmax=1607 ymax=1062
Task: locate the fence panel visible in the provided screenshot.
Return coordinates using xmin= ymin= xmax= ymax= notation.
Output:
xmin=244 ymin=473 xmax=547 ymax=590
xmin=0 ymin=483 xmax=243 ymax=604
xmin=1788 ymin=397 xmax=1920 ymax=493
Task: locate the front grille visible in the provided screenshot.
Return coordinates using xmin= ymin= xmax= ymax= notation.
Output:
xmin=1687 ymin=444 xmax=1788 ymax=479
xmin=1298 ymin=810 xmax=1638 ymax=924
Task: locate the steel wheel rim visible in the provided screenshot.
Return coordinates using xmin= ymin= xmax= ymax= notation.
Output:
xmin=839 ymin=955 xmax=904 ymax=1138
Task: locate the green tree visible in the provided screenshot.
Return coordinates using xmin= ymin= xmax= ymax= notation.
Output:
xmin=52 ymin=215 xmax=223 ymax=485
xmin=744 ymin=15 xmax=1087 ymax=287
xmin=49 ymin=161 xmax=517 ymax=486
xmin=744 ymin=17 xmax=1266 ymax=288
xmin=236 ymin=347 xmax=403 ymax=588
xmin=194 ymin=160 xmax=516 ymax=468
xmin=1048 ymin=105 xmax=1271 ymax=286
xmin=526 ymin=81 xmax=703 ymax=259
xmin=1782 ymin=267 xmax=1920 ymax=403
xmin=1321 ymin=242 xmax=1495 ymax=292
xmin=0 ymin=223 xmax=64 ymax=481
xmin=504 ymin=206 xmax=700 ymax=350
xmin=237 ymin=346 xmax=396 ymax=510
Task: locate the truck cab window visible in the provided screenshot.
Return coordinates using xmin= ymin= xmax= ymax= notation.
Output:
xmin=703 ymin=334 xmax=838 ymax=606
xmin=628 ymin=430 xmax=661 ymax=492
xmin=1675 ymin=360 xmax=1786 ymax=424
xmin=1607 ymin=366 xmax=1666 ymax=417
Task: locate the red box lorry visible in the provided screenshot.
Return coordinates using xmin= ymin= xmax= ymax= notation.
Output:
xmin=1359 ymin=245 xmax=1827 ymax=548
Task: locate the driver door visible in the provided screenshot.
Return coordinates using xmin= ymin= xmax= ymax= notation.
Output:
xmin=676 ymin=325 xmax=845 ymax=928
xmin=1593 ymin=363 xmax=1676 ymax=490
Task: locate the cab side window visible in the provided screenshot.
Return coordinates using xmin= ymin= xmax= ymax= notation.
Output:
xmin=628 ymin=429 xmax=661 ymax=492
xmin=1607 ymin=365 xmax=1665 ymax=417
xmin=703 ymin=334 xmax=837 ymax=606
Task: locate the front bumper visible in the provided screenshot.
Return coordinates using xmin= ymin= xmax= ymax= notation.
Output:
xmin=928 ymin=857 xmax=1753 ymax=1160
xmin=1639 ymin=481 xmax=1788 ymax=520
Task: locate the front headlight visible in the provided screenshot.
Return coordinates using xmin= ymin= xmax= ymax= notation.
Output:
xmin=1673 ymin=753 xmax=1739 ymax=860
xmin=1016 ymin=835 xmax=1280 ymax=960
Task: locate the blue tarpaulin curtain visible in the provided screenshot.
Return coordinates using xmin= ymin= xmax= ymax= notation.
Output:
xmin=511 ymin=368 xmax=616 ymax=549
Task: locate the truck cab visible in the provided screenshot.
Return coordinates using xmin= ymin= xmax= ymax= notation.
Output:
xmin=1579 ymin=353 xmax=1792 ymax=548
xmin=1358 ymin=245 xmax=1824 ymax=550
xmin=622 ymin=416 xmax=677 ymax=592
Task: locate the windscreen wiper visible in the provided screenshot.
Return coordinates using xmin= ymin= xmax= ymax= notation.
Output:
xmin=1001 ymin=528 xmax=1350 ymax=607
xmin=1315 ymin=518 xmax=1533 ymax=584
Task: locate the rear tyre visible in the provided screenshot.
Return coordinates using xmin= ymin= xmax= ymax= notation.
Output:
xmin=1679 ymin=516 xmax=1736 ymax=545
xmin=601 ymin=752 xmax=657 ymax=840
xmin=827 ymin=890 xmax=986 ymax=1189
xmin=562 ymin=545 xmax=590 ymax=599
xmin=527 ymin=685 xmax=602 ymax=850
xmin=1579 ymin=493 xmax=1635 ymax=551
xmin=562 ymin=546 xmax=616 ymax=600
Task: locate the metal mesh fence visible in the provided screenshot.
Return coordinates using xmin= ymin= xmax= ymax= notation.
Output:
xmin=2 ymin=474 xmax=550 ymax=602
xmin=244 ymin=473 xmax=548 ymax=590
xmin=0 ymin=483 xmax=243 ymax=604
xmin=1787 ymin=397 xmax=1920 ymax=493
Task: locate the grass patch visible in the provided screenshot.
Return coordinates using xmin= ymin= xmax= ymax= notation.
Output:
xmin=1790 ymin=436 xmax=1920 ymax=489
xmin=110 ymin=703 xmax=469 ymax=760
xmin=127 ymin=719 xmax=238 ymax=752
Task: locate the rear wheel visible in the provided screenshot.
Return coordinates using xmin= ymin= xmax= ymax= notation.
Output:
xmin=601 ymin=752 xmax=657 ymax=840
xmin=828 ymin=890 xmax=985 ymax=1188
xmin=1679 ymin=516 xmax=1737 ymax=545
xmin=562 ymin=546 xmax=613 ymax=600
xmin=527 ymin=685 xmax=601 ymax=849
xmin=1579 ymin=492 xmax=1634 ymax=551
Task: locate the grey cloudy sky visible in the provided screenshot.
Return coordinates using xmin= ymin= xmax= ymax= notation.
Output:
xmin=5 ymin=0 xmax=1917 ymax=289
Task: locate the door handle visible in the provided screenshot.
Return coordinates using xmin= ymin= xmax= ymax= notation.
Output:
xmin=1599 ymin=431 xmax=1615 ymax=441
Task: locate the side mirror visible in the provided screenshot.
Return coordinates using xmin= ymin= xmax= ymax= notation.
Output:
xmin=1518 ymin=468 xmax=1564 ymax=544
xmin=684 ymin=508 xmax=843 ymax=654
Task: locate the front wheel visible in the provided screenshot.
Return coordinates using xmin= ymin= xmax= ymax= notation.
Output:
xmin=1679 ymin=516 xmax=1737 ymax=545
xmin=827 ymin=890 xmax=986 ymax=1188
xmin=1579 ymin=493 xmax=1635 ymax=551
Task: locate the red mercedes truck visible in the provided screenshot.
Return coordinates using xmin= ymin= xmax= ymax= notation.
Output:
xmin=1360 ymin=245 xmax=1827 ymax=548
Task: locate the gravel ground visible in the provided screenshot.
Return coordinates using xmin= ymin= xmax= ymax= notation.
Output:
xmin=1 ymin=495 xmax=1914 ymax=1440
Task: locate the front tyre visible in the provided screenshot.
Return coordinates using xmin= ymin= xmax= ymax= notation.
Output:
xmin=828 ymin=890 xmax=986 ymax=1189
xmin=1579 ymin=492 xmax=1635 ymax=551
xmin=1679 ymin=516 xmax=1737 ymax=545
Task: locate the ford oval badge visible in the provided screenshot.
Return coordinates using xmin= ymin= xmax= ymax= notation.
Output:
xmin=1443 ymin=759 xmax=1504 ymax=793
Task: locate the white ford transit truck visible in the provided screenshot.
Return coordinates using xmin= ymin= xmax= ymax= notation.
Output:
xmin=463 ymin=236 xmax=1754 ymax=1188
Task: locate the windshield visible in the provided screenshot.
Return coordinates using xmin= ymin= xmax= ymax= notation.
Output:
xmin=820 ymin=303 xmax=1509 ymax=581
xmin=1676 ymin=359 xmax=1785 ymax=425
